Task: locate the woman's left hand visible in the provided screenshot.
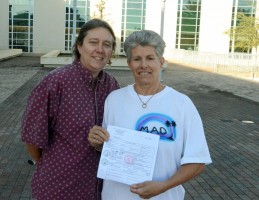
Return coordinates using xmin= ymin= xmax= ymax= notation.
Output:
xmin=87 ymin=125 xmax=110 ymax=151
xmin=130 ymin=181 xmax=165 ymax=199
xmin=130 ymin=163 xmax=205 ymax=199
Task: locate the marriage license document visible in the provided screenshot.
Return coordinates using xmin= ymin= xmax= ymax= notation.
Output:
xmin=97 ymin=125 xmax=159 ymax=185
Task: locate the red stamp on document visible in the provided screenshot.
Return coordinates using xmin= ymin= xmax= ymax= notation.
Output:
xmin=124 ymin=154 xmax=134 ymax=164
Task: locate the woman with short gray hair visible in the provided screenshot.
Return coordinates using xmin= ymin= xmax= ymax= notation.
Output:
xmin=88 ymin=30 xmax=212 ymax=200
xmin=124 ymin=30 xmax=166 ymax=60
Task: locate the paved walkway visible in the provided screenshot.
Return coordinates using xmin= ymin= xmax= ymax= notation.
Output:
xmin=0 ymin=56 xmax=258 ymax=199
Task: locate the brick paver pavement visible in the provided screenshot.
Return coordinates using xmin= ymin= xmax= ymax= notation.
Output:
xmin=0 ymin=56 xmax=258 ymax=199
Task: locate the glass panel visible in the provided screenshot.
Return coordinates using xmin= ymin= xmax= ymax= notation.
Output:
xmin=181 ymin=18 xmax=198 ymax=25
xmin=13 ymin=19 xmax=29 ymax=26
xmin=121 ymin=0 xmax=146 ymax=52
xmin=77 ymin=7 xmax=86 ymax=15
xmin=182 ymin=11 xmax=200 ymax=18
xmin=126 ymin=16 xmax=143 ymax=23
xmin=180 ymin=38 xmax=195 ymax=45
xmin=181 ymin=25 xmax=197 ymax=32
xmin=175 ymin=0 xmax=201 ymax=50
xmin=179 ymin=33 xmax=196 ymax=39
xmin=77 ymin=1 xmax=86 ymax=6
xmin=237 ymin=7 xmax=253 ymax=13
xmin=180 ymin=45 xmax=195 ymax=50
xmin=239 ymin=0 xmax=255 ymax=7
xmin=65 ymin=0 xmax=89 ymax=51
xmin=9 ymin=0 xmax=34 ymax=52
xmin=127 ymin=0 xmax=145 ymax=3
xmin=230 ymin=0 xmax=257 ymax=52
xmin=127 ymin=3 xmax=144 ymax=9
xmin=126 ymin=9 xmax=143 ymax=15
xmin=125 ymin=23 xmax=143 ymax=30
xmin=182 ymin=4 xmax=198 ymax=11
xmin=182 ymin=0 xmax=199 ymax=4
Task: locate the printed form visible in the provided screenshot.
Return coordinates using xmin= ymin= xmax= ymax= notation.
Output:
xmin=97 ymin=125 xmax=159 ymax=185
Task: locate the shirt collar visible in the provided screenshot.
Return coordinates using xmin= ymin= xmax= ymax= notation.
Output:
xmin=73 ymin=59 xmax=105 ymax=86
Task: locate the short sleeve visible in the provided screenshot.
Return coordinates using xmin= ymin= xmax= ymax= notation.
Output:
xmin=21 ymin=76 xmax=60 ymax=148
xmin=180 ymin=96 xmax=212 ymax=165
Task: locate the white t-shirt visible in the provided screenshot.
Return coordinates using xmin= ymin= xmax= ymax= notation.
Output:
xmin=102 ymin=84 xmax=212 ymax=200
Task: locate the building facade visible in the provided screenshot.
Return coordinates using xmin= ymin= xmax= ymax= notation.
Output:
xmin=0 ymin=0 xmax=258 ymax=57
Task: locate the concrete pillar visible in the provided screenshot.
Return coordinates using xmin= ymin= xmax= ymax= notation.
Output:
xmin=33 ymin=0 xmax=66 ymax=53
xmin=199 ymin=0 xmax=233 ymax=54
xmin=0 ymin=0 xmax=9 ymax=50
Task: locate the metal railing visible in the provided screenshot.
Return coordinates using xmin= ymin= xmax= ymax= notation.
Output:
xmin=169 ymin=49 xmax=259 ymax=79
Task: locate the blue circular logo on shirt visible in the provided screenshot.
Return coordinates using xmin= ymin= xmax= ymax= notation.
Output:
xmin=135 ymin=113 xmax=176 ymax=141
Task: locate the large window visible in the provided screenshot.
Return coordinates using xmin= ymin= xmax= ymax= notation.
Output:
xmin=230 ymin=0 xmax=257 ymax=52
xmin=120 ymin=0 xmax=146 ymax=53
xmin=9 ymin=0 xmax=34 ymax=52
xmin=65 ymin=0 xmax=90 ymax=51
xmin=175 ymin=0 xmax=201 ymax=51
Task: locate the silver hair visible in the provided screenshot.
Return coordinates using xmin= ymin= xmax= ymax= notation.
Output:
xmin=123 ymin=30 xmax=166 ymax=60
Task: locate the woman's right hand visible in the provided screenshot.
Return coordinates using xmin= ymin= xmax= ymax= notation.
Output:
xmin=87 ymin=125 xmax=110 ymax=151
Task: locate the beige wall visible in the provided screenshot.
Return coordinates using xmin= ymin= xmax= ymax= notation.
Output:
xmin=0 ymin=0 xmax=9 ymax=50
xmin=33 ymin=0 xmax=66 ymax=53
xmin=199 ymin=0 xmax=233 ymax=54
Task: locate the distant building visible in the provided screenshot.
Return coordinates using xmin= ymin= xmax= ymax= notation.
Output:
xmin=0 ymin=0 xmax=258 ymax=57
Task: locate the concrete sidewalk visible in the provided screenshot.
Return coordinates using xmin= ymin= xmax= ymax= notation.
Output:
xmin=0 ymin=56 xmax=258 ymax=199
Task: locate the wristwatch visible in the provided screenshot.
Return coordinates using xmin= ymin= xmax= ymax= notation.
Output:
xmin=28 ymin=159 xmax=36 ymax=165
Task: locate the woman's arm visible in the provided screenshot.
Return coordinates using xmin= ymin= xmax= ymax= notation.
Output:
xmin=130 ymin=163 xmax=205 ymax=199
xmin=24 ymin=143 xmax=42 ymax=163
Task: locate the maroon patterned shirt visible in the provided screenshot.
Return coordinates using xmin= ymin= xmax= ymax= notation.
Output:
xmin=21 ymin=60 xmax=119 ymax=200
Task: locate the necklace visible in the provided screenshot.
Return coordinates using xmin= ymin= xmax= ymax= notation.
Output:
xmin=135 ymin=84 xmax=162 ymax=108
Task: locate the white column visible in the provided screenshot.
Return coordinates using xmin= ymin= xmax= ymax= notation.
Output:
xmin=199 ymin=0 xmax=233 ymax=54
xmin=72 ymin=0 xmax=77 ymax=46
xmin=160 ymin=0 xmax=166 ymax=38
xmin=33 ymin=0 xmax=66 ymax=53
xmin=0 ymin=0 xmax=9 ymax=50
